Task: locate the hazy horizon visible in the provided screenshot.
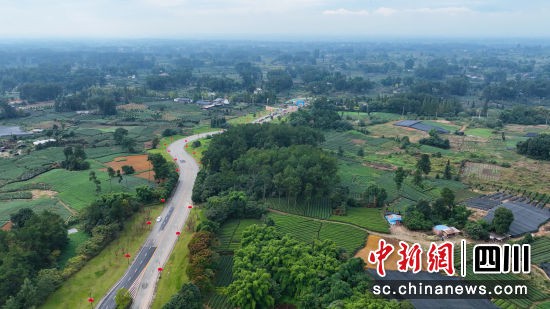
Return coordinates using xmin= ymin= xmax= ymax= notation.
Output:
xmin=1 ymin=0 xmax=549 ymax=39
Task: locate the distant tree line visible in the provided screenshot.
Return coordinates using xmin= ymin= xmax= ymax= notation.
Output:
xmin=369 ymin=93 xmax=463 ymax=117
xmin=499 ymin=106 xmax=549 ymax=125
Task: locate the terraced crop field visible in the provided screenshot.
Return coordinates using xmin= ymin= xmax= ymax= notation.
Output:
xmin=329 ymin=207 xmax=390 ymax=233
xmin=216 ymin=219 xmax=263 ymax=252
xmin=531 ymin=236 xmax=550 ymax=264
xmin=266 ymin=198 xmax=333 ymax=219
xmin=268 ymin=212 xmax=368 ymax=254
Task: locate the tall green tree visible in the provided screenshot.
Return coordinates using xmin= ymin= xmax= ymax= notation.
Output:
xmin=113 ymin=128 xmax=128 ymax=145
xmin=413 ymin=168 xmax=423 ymax=186
xmin=493 ymin=207 xmax=514 ymax=234
xmin=394 ymin=167 xmax=406 ymax=190
xmin=443 ymin=160 xmax=452 ymax=180
xmin=163 ymin=283 xmax=202 ymax=309
xmin=115 ymin=288 xmax=132 ymax=309
xmin=416 ymin=154 xmax=431 ymax=176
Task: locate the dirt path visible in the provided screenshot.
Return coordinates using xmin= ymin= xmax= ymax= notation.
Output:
xmin=57 ymin=199 xmax=78 ymax=216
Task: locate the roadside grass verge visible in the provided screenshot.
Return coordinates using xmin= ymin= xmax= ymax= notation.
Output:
xmin=150 ymin=208 xmax=204 ymax=309
xmin=42 ymin=204 xmax=164 ymax=309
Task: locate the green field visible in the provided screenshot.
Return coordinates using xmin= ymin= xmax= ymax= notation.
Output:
xmin=465 ymin=128 xmax=495 ymax=138
xmin=266 ymin=198 xmax=333 ymax=219
xmin=58 ymin=231 xmax=91 ymax=268
xmin=268 ymin=212 xmax=368 ymax=254
xmin=42 ymin=204 xmax=164 ymax=309
xmin=216 ymin=218 xmax=263 ymax=252
xmin=4 ymin=168 xmax=150 ymax=211
xmin=328 ymin=207 xmax=390 ymax=233
xmin=0 ymin=196 xmax=72 ymax=222
xmin=531 ymin=236 xmax=550 ymax=265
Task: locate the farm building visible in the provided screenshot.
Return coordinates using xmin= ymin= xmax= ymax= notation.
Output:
xmin=524 ymin=132 xmax=538 ymax=138
xmin=385 ymin=214 xmax=402 ymax=225
xmin=432 ymin=225 xmax=461 ymax=237
xmin=394 ymin=120 xmax=450 ymax=134
xmin=173 ymin=97 xmax=192 ymax=103
xmin=1 ymin=221 xmax=12 ymax=231
xmin=484 ymin=202 xmax=550 ymax=237
xmin=489 ymin=232 xmax=510 ymax=242
xmin=33 ymin=138 xmax=56 ymax=146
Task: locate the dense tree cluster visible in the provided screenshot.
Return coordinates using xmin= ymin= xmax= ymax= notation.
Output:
xmin=419 ymin=129 xmax=451 ymax=149
xmin=163 ymin=283 xmax=202 ymax=309
xmin=226 ymin=225 xmax=410 ymax=309
xmin=499 ymin=106 xmax=549 ymax=125
xmin=18 ymin=83 xmax=62 ymax=102
xmin=61 ymin=145 xmax=90 ymax=171
xmin=516 ymin=134 xmax=550 ymax=160
xmin=186 ymin=231 xmax=218 ymax=291
xmin=403 ymin=188 xmax=471 ymax=231
xmin=0 ymin=209 xmax=68 ymax=307
xmin=369 ymin=93 xmax=463 ymax=117
xmin=197 ymin=128 xmax=336 ymax=198
xmin=146 ymin=153 xmax=180 ymax=198
xmin=0 ymin=100 xmax=26 ymax=119
xmin=288 ymin=97 xmax=353 ymax=131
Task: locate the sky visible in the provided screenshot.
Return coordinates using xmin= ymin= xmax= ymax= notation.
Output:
xmin=1 ymin=0 xmax=549 ymax=39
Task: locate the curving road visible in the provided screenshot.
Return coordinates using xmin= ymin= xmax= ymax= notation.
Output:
xmin=97 ymin=107 xmax=291 ymax=309
xmin=97 ymin=131 xmax=221 ymax=309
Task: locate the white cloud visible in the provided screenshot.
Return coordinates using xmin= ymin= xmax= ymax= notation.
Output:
xmin=412 ymin=6 xmax=473 ymax=15
xmin=374 ymin=7 xmax=397 ymax=16
xmin=323 ymin=8 xmax=369 ymax=16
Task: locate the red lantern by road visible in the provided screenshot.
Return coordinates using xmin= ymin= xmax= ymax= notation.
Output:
xmin=88 ymin=297 xmax=94 ymax=304
xmin=174 ymin=157 xmax=178 ymax=161
xmin=158 ymin=267 xmax=163 ymax=272
xmin=187 ymin=205 xmax=193 ymax=209
xmin=176 ymin=231 xmax=181 ymax=236
xmin=160 ymin=198 xmax=166 ymax=203
xmin=124 ymin=253 xmax=131 ymax=265
xmin=184 ymin=139 xmax=187 ymax=142
xmin=146 ymin=221 xmax=151 ymax=225
xmin=167 ymin=149 xmax=171 ymax=152
xmin=175 ymin=168 xmax=179 ymax=172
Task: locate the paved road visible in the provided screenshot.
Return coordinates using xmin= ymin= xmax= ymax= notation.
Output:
xmin=98 ymin=107 xmax=293 ymax=309
xmin=97 ymin=131 xmax=221 ymax=309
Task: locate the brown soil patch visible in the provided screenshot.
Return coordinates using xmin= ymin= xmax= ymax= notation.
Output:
xmin=533 ymin=221 xmax=550 ymax=237
xmin=363 ymin=162 xmax=396 ymax=171
xmin=351 ymin=139 xmax=366 ymax=145
xmin=468 ymin=207 xmax=488 ymax=221
xmin=117 ymin=103 xmax=147 ymax=111
xmin=31 ymin=190 xmax=57 ymax=199
xmin=1 ymin=221 xmax=12 ymax=231
xmin=105 ymin=155 xmax=153 ymax=173
xmin=105 ymin=155 xmax=155 ymax=181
